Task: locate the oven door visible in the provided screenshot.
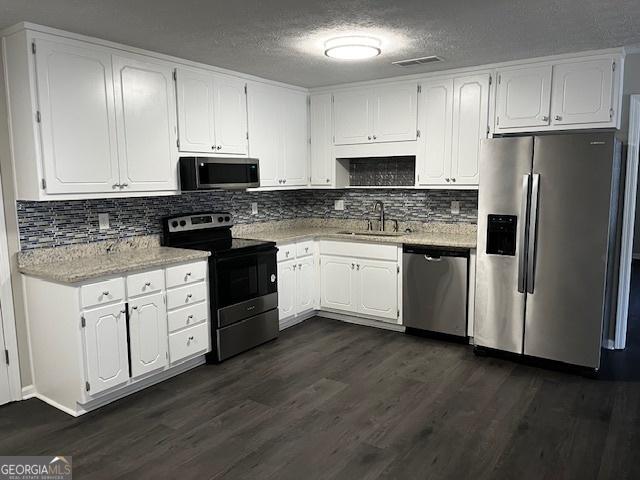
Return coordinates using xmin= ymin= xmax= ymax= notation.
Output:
xmin=213 ymin=248 xmax=278 ymax=327
xmin=180 ymin=157 xmax=260 ymax=190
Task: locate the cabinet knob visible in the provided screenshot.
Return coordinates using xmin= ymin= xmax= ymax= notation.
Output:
xmin=211 ymin=145 xmax=216 ymax=150
xmin=541 ymin=115 xmax=549 ymax=122
xmin=120 ymin=309 xmax=126 ymax=314
xmin=298 ymin=263 xmax=302 ymax=269
xmin=185 ymin=272 xmax=192 ymax=276
xmin=283 ymin=179 xmax=287 ymax=184
xmin=102 ymin=290 xmax=110 ymax=296
xmin=367 ymin=136 xmax=372 ymax=140
xmin=144 ymin=281 xmax=151 ymax=287
xmin=131 ymin=306 xmax=138 ymax=310
xmin=326 ymin=178 xmax=330 ymax=183
xmin=554 ymin=115 xmax=562 ymax=121
xmin=187 ymin=293 xmax=193 ymax=299
xmin=120 ymin=183 xmax=128 ymax=188
xmin=451 ymin=178 xmax=456 ymax=182
xmin=445 ymin=178 xmax=450 ymax=182
xmin=293 ymin=264 xmax=297 ymax=270
xmin=372 ymin=135 xmax=377 ymax=140
xmin=216 ymin=145 xmax=222 ymax=150
xmin=356 ymin=264 xmax=360 ymax=271
xmin=112 ymin=184 xmax=120 ymax=189
xmin=351 ymin=263 xmax=355 ymax=270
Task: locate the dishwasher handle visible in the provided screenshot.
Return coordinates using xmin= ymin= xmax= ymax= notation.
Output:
xmin=424 ymin=254 xmax=442 ymax=262
xmin=404 ymin=245 xmax=470 ymax=259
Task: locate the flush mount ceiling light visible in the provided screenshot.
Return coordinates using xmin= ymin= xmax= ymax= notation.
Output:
xmin=324 ymin=36 xmax=381 ymax=60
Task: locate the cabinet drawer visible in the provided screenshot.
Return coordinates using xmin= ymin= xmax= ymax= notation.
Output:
xmin=277 ymin=244 xmax=296 ymax=262
xmin=166 ymin=282 xmax=207 ymax=310
xmin=126 ymin=269 xmax=165 ymax=297
xmin=166 ymin=261 xmax=207 ymax=288
xmin=319 ymin=240 xmax=398 ymax=261
xmin=168 ymin=301 xmax=209 ymax=333
xmin=169 ymin=322 xmax=209 ymax=363
xmin=81 ymin=277 xmax=125 ymax=309
xmin=296 ymin=241 xmax=314 ymax=258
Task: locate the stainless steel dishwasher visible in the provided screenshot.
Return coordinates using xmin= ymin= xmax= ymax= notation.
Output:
xmin=403 ymin=246 xmax=469 ymax=337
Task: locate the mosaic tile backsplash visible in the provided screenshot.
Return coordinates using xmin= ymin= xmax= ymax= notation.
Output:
xmin=17 ymin=189 xmax=478 ymax=250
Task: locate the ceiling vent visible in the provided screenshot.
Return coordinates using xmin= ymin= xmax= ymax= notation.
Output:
xmin=392 ymin=56 xmax=443 ymax=67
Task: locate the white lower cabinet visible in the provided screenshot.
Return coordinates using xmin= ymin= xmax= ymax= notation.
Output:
xmin=128 ymin=293 xmax=168 ymax=378
xmin=277 ymin=242 xmax=318 ymax=328
xmin=319 ymin=241 xmax=400 ymax=323
xmin=23 ymin=260 xmax=210 ymax=416
xmin=82 ymin=302 xmax=130 ymax=396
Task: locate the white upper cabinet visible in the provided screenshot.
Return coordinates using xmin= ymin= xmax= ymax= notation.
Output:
xmin=212 ymin=75 xmax=248 ymax=155
xmin=247 ymin=82 xmax=308 ymax=188
xmin=495 ymin=65 xmax=552 ymax=129
xmin=34 ymin=38 xmax=120 ymax=194
xmin=494 ymin=55 xmax=621 ymax=133
xmin=416 ymin=74 xmax=489 ymax=188
xmin=333 ymin=83 xmax=418 ymax=145
xmin=372 ymin=84 xmax=418 ymax=143
xmin=417 ymin=78 xmax=453 ymax=186
xmin=550 ymin=58 xmax=615 ymax=126
xmin=333 ymin=90 xmax=371 ymax=145
xmin=113 ymin=54 xmax=178 ymax=192
xmin=450 ymin=74 xmax=490 ymax=186
xmin=176 ymin=68 xmax=248 ymax=155
xmin=175 ymin=68 xmax=216 ymax=153
xmin=309 ymin=93 xmax=334 ymax=186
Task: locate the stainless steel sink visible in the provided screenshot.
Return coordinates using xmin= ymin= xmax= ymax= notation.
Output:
xmin=336 ymin=230 xmax=404 ymax=237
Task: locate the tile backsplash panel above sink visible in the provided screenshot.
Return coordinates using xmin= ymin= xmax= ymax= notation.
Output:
xmin=17 ymin=189 xmax=478 ymax=250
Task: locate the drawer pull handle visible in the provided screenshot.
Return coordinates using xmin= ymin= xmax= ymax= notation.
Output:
xmin=187 ymin=293 xmax=193 ymax=299
xmin=131 ymin=306 xmax=138 ymax=311
xmin=186 ymin=272 xmax=192 ymax=276
xmin=187 ymin=336 xmax=195 ymax=345
xmin=144 ymin=281 xmax=152 ymax=287
xmin=102 ymin=290 xmax=110 ymax=296
xmin=187 ymin=314 xmax=194 ymax=323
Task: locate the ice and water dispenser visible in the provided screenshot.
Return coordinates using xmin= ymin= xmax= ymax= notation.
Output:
xmin=486 ymin=214 xmax=517 ymax=256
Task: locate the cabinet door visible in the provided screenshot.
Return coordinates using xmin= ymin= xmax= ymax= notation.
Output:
xmin=551 ymin=58 xmax=615 ymax=126
xmin=282 ymin=89 xmax=308 ymax=186
xmin=495 ymin=65 xmax=552 ymax=129
xmin=213 ymin=75 xmax=248 ymax=155
xmin=333 ymin=90 xmax=371 ymax=145
xmin=82 ymin=303 xmax=129 ymax=396
xmin=450 ymin=74 xmax=490 ymax=186
xmin=356 ymin=259 xmax=398 ymax=320
xmin=247 ymin=83 xmax=281 ymax=187
xmin=113 ymin=54 xmax=178 ymax=192
xmin=296 ymin=256 xmax=316 ymax=314
xmin=128 ymin=293 xmax=168 ymax=378
xmin=320 ymin=255 xmax=355 ymax=312
xmin=372 ymin=83 xmax=418 ymax=143
xmin=277 ymin=260 xmax=296 ymax=323
xmin=34 ymin=39 xmax=120 ymax=194
xmin=417 ymin=79 xmax=453 ymax=186
xmin=310 ymin=94 xmax=334 ymax=186
xmin=175 ymin=68 xmax=216 ymax=153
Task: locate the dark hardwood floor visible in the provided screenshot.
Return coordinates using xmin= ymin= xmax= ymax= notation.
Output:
xmin=2 ymin=266 xmax=640 ymax=479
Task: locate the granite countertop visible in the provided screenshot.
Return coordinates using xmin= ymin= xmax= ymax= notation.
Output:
xmin=18 ymin=235 xmax=210 ymax=284
xmin=232 ymin=219 xmax=477 ymax=249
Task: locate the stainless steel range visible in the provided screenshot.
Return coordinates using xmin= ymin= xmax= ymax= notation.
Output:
xmin=163 ymin=213 xmax=279 ymax=362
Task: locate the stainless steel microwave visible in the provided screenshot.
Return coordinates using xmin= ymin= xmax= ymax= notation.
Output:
xmin=179 ymin=157 xmax=260 ymax=190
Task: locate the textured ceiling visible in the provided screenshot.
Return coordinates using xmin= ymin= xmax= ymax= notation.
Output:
xmin=1 ymin=0 xmax=639 ymax=88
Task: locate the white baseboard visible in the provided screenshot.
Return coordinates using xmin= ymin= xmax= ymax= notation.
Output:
xmin=317 ymin=310 xmax=405 ymax=332
xmin=279 ymin=310 xmax=315 ymax=331
xmin=33 ymin=393 xmax=79 ymax=417
xmin=21 ymin=384 xmax=36 ymax=399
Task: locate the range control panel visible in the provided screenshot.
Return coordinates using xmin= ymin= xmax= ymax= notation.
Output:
xmin=167 ymin=213 xmax=233 ymax=233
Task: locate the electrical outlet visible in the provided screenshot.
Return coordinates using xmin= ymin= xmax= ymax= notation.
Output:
xmin=98 ymin=213 xmax=110 ymax=230
xmin=451 ymin=201 xmax=460 ymax=215
xmin=251 ymin=202 xmax=258 ymax=215
xmin=334 ymin=199 xmax=345 ymax=211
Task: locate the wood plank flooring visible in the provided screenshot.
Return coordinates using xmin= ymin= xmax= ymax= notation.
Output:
xmin=2 ymin=264 xmax=640 ymax=479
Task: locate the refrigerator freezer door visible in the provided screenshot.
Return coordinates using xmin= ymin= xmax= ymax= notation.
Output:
xmin=475 ymin=137 xmax=533 ymax=353
xmin=524 ymin=133 xmax=617 ymax=368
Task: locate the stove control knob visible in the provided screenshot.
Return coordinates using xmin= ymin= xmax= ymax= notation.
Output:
xmin=171 ymin=221 xmax=179 ymax=228
xmin=179 ymin=220 xmax=186 ymax=227
xmin=224 ymin=216 xmax=230 ymax=222
xmin=218 ymin=216 xmax=224 ymax=222
xmin=270 ymin=274 xmax=276 ymax=283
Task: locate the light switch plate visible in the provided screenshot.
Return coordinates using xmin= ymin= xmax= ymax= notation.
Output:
xmin=98 ymin=213 xmax=110 ymax=230
xmin=251 ymin=202 xmax=258 ymax=215
xmin=334 ymin=199 xmax=345 ymax=211
xmin=451 ymin=201 xmax=460 ymax=215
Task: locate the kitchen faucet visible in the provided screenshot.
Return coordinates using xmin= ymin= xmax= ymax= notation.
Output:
xmin=374 ymin=201 xmax=385 ymax=231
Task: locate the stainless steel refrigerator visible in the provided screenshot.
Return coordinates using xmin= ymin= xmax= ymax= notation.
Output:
xmin=474 ymin=132 xmax=622 ymax=370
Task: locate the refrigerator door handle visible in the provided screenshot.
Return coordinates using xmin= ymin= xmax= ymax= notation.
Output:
xmin=517 ymin=174 xmax=530 ymax=293
xmin=526 ymin=174 xmax=540 ymax=294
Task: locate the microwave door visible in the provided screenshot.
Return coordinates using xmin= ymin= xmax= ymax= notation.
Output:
xmin=196 ymin=158 xmax=259 ymax=189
